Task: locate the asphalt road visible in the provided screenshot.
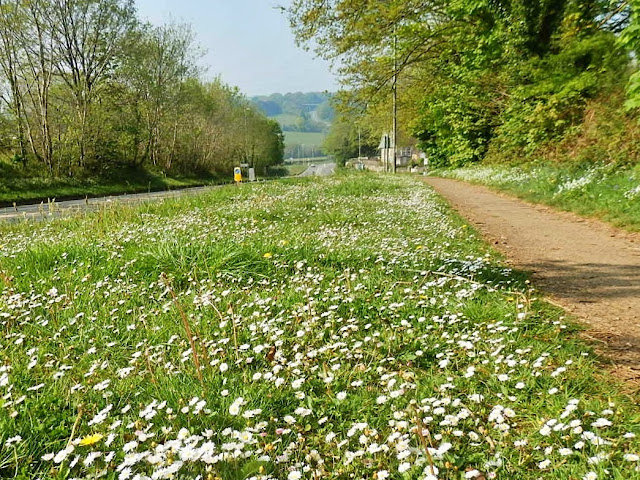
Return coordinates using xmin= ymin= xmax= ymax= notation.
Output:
xmin=0 ymin=186 xmax=215 ymax=224
xmin=0 ymin=164 xmax=336 ymax=223
xmin=299 ymin=163 xmax=336 ymax=177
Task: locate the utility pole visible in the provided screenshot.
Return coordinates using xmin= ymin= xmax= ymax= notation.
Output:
xmin=358 ymin=125 xmax=362 ymax=159
xmin=392 ymin=26 xmax=397 ymax=174
xmin=244 ymin=107 xmax=249 ymax=166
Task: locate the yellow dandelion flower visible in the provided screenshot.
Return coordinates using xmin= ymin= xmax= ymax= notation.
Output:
xmin=79 ymin=433 xmax=103 ymax=446
xmin=263 ymin=253 xmax=273 ymax=258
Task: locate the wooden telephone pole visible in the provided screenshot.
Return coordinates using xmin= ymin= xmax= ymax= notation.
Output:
xmin=392 ymin=27 xmax=397 ymax=174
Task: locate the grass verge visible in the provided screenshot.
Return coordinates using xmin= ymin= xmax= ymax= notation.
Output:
xmin=0 ymin=167 xmax=227 ymax=208
xmin=432 ymin=162 xmax=640 ymax=232
xmin=0 ymin=172 xmax=639 ymax=479
xmin=0 ymin=163 xmax=302 ymax=208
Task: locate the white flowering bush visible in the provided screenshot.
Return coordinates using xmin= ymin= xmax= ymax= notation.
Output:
xmin=624 ymin=185 xmax=640 ymax=200
xmin=436 ymin=162 xmax=640 ymax=229
xmin=438 ymin=165 xmax=535 ymax=187
xmin=554 ymin=165 xmax=607 ymax=196
xmin=0 ymin=173 xmax=639 ymax=479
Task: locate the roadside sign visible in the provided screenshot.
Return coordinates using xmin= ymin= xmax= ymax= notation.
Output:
xmin=248 ymin=168 xmax=256 ymax=182
xmin=234 ymin=167 xmax=242 ymax=183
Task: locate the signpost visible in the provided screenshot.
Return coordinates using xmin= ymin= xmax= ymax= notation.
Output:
xmin=234 ymin=167 xmax=242 ymax=183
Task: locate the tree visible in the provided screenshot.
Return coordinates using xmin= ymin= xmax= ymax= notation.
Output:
xmin=254 ymin=119 xmax=284 ymax=173
xmin=315 ymin=100 xmax=335 ymax=122
xmin=620 ymin=0 xmax=640 ymax=110
xmin=50 ymin=0 xmax=136 ymax=168
xmin=0 ymin=0 xmax=285 ymax=181
xmin=288 ymin=0 xmax=628 ymax=167
xmin=118 ymin=22 xmax=200 ymax=170
xmin=19 ymin=0 xmax=56 ymax=174
xmin=323 ymin=111 xmax=376 ymax=166
xmin=0 ymin=0 xmax=27 ymax=163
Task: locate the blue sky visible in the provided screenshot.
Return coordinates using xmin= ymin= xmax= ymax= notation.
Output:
xmin=134 ymin=0 xmax=338 ymax=96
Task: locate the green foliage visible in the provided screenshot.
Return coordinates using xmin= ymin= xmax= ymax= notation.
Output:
xmin=252 ymin=119 xmax=285 ymax=173
xmin=413 ymin=0 xmax=626 ymax=167
xmin=437 ymin=161 xmax=640 ymax=231
xmin=289 ymin=0 xmax=634 ymax=169
xmin=413 ymin=78 xmax=497 ymax=168
xmin=619 ymin=0 xmax=640 ymax=110
xmin=322 ymin=114 xmax=376 ymax=165
xmin=490 ymin=32 xmax=625 ymax=159
xmin=252 ymin=99 xmax=282 ymax=116
xmin=0 ymin=1 xmax=283 ymax=185
xmin=251 ymin=92 xmax=329 ymax=117
xmin=315 ymin=100 xmax=335 ymax=122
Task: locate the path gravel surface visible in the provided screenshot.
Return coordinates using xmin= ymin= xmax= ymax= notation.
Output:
xmin=426 ymin=177 xmax=640 ymax=385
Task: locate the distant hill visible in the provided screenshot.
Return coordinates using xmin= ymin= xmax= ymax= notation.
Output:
xmin=251 ymin=92 xmax=334 ymax=133
xmin=251 ymin=92 xmax=335 ymax=159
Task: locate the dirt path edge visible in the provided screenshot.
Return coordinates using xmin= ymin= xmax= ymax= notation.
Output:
xmin=424 ymin=177 xmax=640 ymax=386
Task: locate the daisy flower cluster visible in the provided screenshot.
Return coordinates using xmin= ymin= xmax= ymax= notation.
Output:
xmin=0 ymin=174 xmax=638 ymax=479
xmin=438 ymin=162 xmax=640 ymax=217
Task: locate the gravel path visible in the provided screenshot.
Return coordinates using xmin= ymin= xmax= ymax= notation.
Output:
xmin=425 ymin=177 xmax=640 ymax=384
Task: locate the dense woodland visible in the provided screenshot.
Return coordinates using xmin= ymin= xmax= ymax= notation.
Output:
xmin=0 ymin=0 xmax=284 ymax=181
xmin=289 ymin=0 xmax=640 ymax=168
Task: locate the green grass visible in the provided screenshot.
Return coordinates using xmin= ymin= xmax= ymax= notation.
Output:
xmin=0 ymin=163 xmax=227 ymax=207
xmin=272 ymin=113 xmax=301 ymax=126
xmin=284 ymin=131 xmax=326 ymax=148
xmin=283 ymin=164 xmax=308 ymax=176
xmin=0 ymin=161 xmax=292 ymax=207
xmin=434 ymin=161 xmax=640 ymax=231
xmin=0 ymin=172 xmax=639 ymax=479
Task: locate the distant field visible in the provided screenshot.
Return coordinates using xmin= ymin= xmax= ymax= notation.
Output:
xmin=284 ymin=131 xmax=326 ymax=147
xmin=272 ymin=113 xmax=300 ymax=125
